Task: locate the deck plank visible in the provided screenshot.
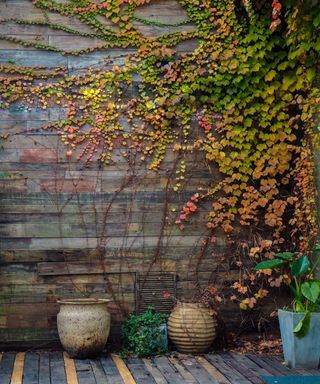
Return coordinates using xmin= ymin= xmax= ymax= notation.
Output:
xmin=100 ymin=356 xmax=124 ymax=384
xmin=153 ymin=356 xmax=186 ymax=384
xmin=23 ymin=352 xmax=39 ymax=384
xmin=38 ymin=352 xmax=50 ymax=384
xmin=50 ymin=352 xmax=67 ymax=384
xmin=272 ymin=355 xmax=316 ymax=376
xmin=179 ymin=356 xmax=219 ymax=384
xmin=111 ymin=354 xmax=136 ymax=384
xmin=258 ymin=355 xmax=318 ymax=377
xmin=0 ymin=351 xmax=320 ymax=383
xmin=248 ymin=355 xmax=290 ymax=376
xmin=90 ymin=359 xmax=108 ymax=384
xmin=168 ymin=356 xmax=198 ymax=384
xmin=11 ymin=352 xmax=25 ymax=384
xmin=265 ymin=355 xmax=303 ymax=375
xmin=63 ymin=352 xmax=78 ymax=384
xmin=0 ymin=352 xmax=16 ymax=384
xmin=126 ymin=357 xmax=157 ymax=384
xmin=142 ymin=358 xmax=168 ymax=384
xmin=205 ymin=354 xmax=252 ymax=384
xmin=196 ymin=356 xmax=231 ymax=384
xmin=230 ymin=353 xmax=271 ymax=378
xmin=220 ymin=353 xmax=264 ymax=384
xmin=74 ymin=359 xmax=96 ymax=384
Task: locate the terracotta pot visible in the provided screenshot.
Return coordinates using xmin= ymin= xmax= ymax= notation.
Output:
xmin=168 ymin=302 xmax=217 ymax=353
xmin=57 ymin=298 xmax=111 ymax=359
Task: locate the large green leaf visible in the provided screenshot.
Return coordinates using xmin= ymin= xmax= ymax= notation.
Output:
xmin=291 ymin=256 xmax=310 ymax=277
xmin=255 ymin=258 xmax=286 ymax=270
xmin=301 ymin=282 xmax=320 ymax=303
xmin=276 ymin=252 xmax=295 ymax=260
xmin=313 ymin=244 xmax=320 ymax=251
xmin=293 ymin=311 xmax=311 ymax=339
xmin=293 ymin=301 xmax=306 ymax=312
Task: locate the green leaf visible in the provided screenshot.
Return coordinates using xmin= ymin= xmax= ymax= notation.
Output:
xmin=306 ymin=68 xmax=316 ymax=83
xmin=282 ymin=75 xmax=295 ymax=91
xmin=255 ymin=259 xmax=286 ymax=270
xmin=181 ymin=84 xmax=190 ymax=94
xmin=301 ymin=282 xmax=320 ymax=303
xmin=291 ymin=256 xmax=310 ymax=277
xmin=294 ymin=300 xmax=305 ymax=312
xmin=229 ymin=59 xmax=238 ymax=70
xmin=265 ymin=70 xmax=276 ymax=81
xmin=276 ymin=252 xmax=295 ymax=260
xmin=278 ymin=61 xmax=289 ymax=71
xmin=244 ymin=118 xmax=252 ymax=128
xmin=252 ymin=63 xmax=261 ymax=71
xmin=293 ymin=311 xmax=311 ymax=339
xmin=313 ymin=13 xmax=320 ymax=27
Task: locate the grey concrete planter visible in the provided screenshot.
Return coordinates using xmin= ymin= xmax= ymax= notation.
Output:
xmin=278 ymin=309 xmax=320 ymax=368
xmin=158 ymin=323 xmax=168 ymax=350
xmin=57 ymin=298 xmax=111 ymax=359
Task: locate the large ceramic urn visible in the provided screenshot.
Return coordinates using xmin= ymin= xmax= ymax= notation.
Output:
xmin=168 ymin=302 xmax=217 ymax=353
xmin=57 ymin=298 xmax=111 ymax=359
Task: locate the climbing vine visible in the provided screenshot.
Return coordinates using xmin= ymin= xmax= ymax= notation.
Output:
xmin=0 ymin=0 xmax=319 ymax=313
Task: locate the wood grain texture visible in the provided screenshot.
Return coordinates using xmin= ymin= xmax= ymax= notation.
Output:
xmin=167 ymin=356 xmax=198 ymax=384
xmin=50 ymin=352 xmax=67 ymax=384
xmin=38 ymin=352 xmax=51 ymax=384
xmin=0 ymin=352 xmax=16 ymax=384
xmin=90 ymin=359 xmax=110 ymax=384
xmin=0 ymin=0 xmax=269 ymax=347
xmin=23 ymin=352 xmax=40 ymax=384
xmin=63 ymin=352 xmax=78 ymax=384
xmin=142 ymin=358 xmax=168 ymax=384
xmin=0 ymin=353 xmax=318 ymax=384
xmin=100 ymin=356 xmax=124 ymax=384
xmin=153 ymin=357 xmax=185 ymax=384
xmin=196 ymin=356 xmax=231 ymax=384
xmin=10 ymin=352 xmax=25 ymax=384
xmin=74 ymin=359 xmax=96 ymax=384
xmin=126 ymin=357 xmax=157 ymax=384
xmin=219 ymin=353 xmax=264 ymax=384
xmin=111 ymin=355 xmax=137 ymax=384
xmin=205 ymin=354 xmax=252 ymax=384
xmin=179 ymin=356 xmax=219 ymax=384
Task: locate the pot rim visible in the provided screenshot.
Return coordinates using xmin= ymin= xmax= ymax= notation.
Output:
xmin=278 ymin=308 xmax=320 ymax=314
xmin=176 ymin=301 xmax=207 ymax=307
xmin=57 ymin=298 xmax=111 ymax=305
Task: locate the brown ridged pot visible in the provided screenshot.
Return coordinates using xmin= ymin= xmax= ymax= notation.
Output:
xmin=57 ymin=298 xmax=111 ymax=359
xmin=168 ymin=302 xmax=217 ymax=353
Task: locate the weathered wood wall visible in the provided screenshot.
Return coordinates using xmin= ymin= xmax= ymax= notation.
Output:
xmin=0 ymin=0 xmax=272 ymax=347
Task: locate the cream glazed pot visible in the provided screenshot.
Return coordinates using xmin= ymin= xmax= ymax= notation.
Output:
xmin=168 ymin=302 xmax=217 ymax=353
xmin=57 ymin=298 xmax=111 ymax=358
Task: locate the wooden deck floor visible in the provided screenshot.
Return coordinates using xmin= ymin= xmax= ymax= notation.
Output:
xmin=1 ymin=351 xmax=319 ymax=384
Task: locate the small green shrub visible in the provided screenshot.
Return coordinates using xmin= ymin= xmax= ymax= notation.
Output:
xmin=120 ymin=307 xmax=168 ymax=357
